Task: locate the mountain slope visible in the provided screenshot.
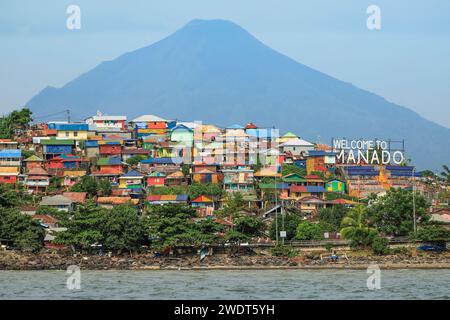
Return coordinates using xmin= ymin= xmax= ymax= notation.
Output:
xmin=27 ymin=19 xmax=450 ymax=170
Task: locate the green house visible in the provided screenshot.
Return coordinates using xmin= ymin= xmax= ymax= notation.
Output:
xmin=325 ymin=179 xmax=346 ymax=193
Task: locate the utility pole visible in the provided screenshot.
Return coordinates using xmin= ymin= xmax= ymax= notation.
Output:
xmin=412 ymin=167 xmax=417 ymax=233
xmin=275 ymin=170 xmax=278 ymax=246
xmin=66 ymin=109 xmax=71 ymax=123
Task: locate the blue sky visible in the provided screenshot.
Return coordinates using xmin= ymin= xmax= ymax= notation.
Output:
xmin=1 ymin=0 xmax=449 ymax=128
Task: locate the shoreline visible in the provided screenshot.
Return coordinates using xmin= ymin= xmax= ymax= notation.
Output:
xmin=2 ymin=251 xmax=450 ymax=271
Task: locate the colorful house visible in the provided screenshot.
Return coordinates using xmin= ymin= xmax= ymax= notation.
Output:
xmin=24 ymin=167 xmax=50 ymax=192
xmin=50 ymin=123 xmax=89 ymax=141
xmin=97 ymin=196 xmax=139 ymax=209
xmin=165 ymin=171 xmax=188 ymax=186
xmin=0 ymin=139 xmax=19 ymax=150
xmin=326 ymin=179 xmax=346 ymax=193
xmin=222 ymin=168 xmax=254 ymax=192
xmin=63 ymin=170 xmax=86 ymax=188
xmin=85 ymin=140 xmax=100 ymax=158
xmin=288 ymin=185 xmax=326 ymax=200
xmin=170 ymin=124 xmax=194 ymax=146
xmin=41 ymin=139 xmax=75 ymax=159
xmin=98 ymin=140 xmax=122 ymax=156
xmin=0 ymin=149 xmax=22 ymax=184
xmin=306 ymin=151 xmax=336 ymax=175
xmin=280 ymin=138 xmax=315 ymax=156
xmin=277 ymin=132 xmax=299 ymax=144
xmin=192 ymin=164 xmax=221 ymax=184
xmin=146 ymin=194 xmax=189 ymax=205
xmin=191 ymin=195 xmax=215 ymax=216
xmin=131 ymin=114 xmax=170 ymax=138
xmin=40 ymin=195 xmax=75 ymax=212
xmin=139 ymin=157 xmax=180 ymax=175
xmin=146 ymin=171 xmax=166 ymax=187
xmin=92 ymin=156 xmax=123 ymax=180
xmin=119 ymin=170 xmax=145 ymax=190
xmin=24 ymin=155 xmax=44 ymax=171
xmin=85 ymin=114 xmax=127 ymax=131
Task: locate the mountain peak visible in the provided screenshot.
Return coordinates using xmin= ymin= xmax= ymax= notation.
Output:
xmin=173 ymin=19 xmax=253 ymax=41
xmin=26 ymin=19 xmax=450 ymax=170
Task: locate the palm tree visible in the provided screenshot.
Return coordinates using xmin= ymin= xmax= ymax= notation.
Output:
xmin=340 ymin=205 xmax=376 ymax=248
xmin=441 ymin=165 xmax=450 ymax=184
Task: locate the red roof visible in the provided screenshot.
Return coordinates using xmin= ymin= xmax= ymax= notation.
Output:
xmin=290 ymin=185 xmax=307 ymax=193
xmin=306 ymin=174 xmax=322 ymax=180
xmin=63 ymin=192 xmax=87 ymax=204
xmin=27 ymin=167 xmax=50 ymax=176
xmin=191 ymin=195 xmax=214 ymax=203
xmin=32 ymin=215 xmax=58 ymax=225
xmin=245 ymin=122 xmax=258 ymax=129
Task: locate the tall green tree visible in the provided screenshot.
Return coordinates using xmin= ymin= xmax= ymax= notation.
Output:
xmin=340 ymin=205 xmax=377 ymax=248
xmin=0 ymin=208 xmax=44 ymax=252
xmin=317 ymin=205 xmax=349 ymax=232
xmin=144 ymin=204 xmax=221 ymax=249
xmin=295 ymin=221 xmax=324 ymax=240
xmin=56 ymin=201 xmax=106 ymax=250
xmin=441 ymin=165 xmax=450 ymax=184
xmin=102 ymin=205 xmax=145 ymax=252
xmin=366 ymin=188 xmax=429 ymax=236
xmin=269 ymin=213 xmax=303 ymax=240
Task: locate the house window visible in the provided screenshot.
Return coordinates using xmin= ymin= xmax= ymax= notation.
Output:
xmin=65 ymin=131 xmax=70 ymax=137
xmin=74 ymin=131 xmax=78 ymax=137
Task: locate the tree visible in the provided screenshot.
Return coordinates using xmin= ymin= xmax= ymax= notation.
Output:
xmin=295 ymin=221 xmax=324 ymax=240
xmin=102 ymin=205 xmax=145 ymax=252
xmin=340 ymin=205 xmax=377 ymax=248
xmin=98 ymin=179 xmax=112 ymax=196
xmin=126 ymin=155 xmax=147 ymax=167
xmin=0 ymin=207 xmax=44 ymax=252
xmin=234 ymin=216 xmax=265 ymax=237
xmin=56 ymin=200 xmax=107 ymax=250
xmin=47 ymin=176 xmax=62 ymax=193
xmin=188 ymin=183 xmax=223 ymax=199
xmin=441 ymin=165 xmax=450 ymax=184
xmin=317 ymin=205 xmax=349 ymax=232
xmin=371 ymin=235 xmax=390 ymax=255
xmin=0 ymin=107 xmax=33 ymax=138
xmin=144 ymin=204 xmax=220 ymax=248
xmin=269 ymin=214 xmax=302 ymax=240
xmin=70 ymin=176 xmax=98 ymax=197
xmin=412 ymin=225 xmax=450 ymax=242
xmin=366 ymin=188 xmax=429 ymax=236
xmin=0 ymin=184 xmax=33 ymax=208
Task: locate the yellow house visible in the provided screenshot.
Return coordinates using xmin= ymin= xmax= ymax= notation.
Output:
xmin=53 ymin=123 xmax=89 ymax=141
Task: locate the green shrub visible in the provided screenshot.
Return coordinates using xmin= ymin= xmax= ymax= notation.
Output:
xmin=270 ymin=245 xmax=298 ymax=257
xmin=371 ymin=236 xmax=390 ymax=255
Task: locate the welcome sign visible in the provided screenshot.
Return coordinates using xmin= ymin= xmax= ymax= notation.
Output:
xmin=332 ymin=138 xmax=405 ymax=165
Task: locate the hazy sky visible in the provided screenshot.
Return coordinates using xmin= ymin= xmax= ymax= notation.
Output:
xmin=1 ymin=0 xmax=449 ymax=128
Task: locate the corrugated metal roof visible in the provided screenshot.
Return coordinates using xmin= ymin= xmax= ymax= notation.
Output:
xmin=41 ymin=139 xmax=75 ymax=145
xmin=131 ymin=115 xmax=168 ymax=122
xmin=97 ymin=157 xmax=122 ymax=166
xmin=0 ymin=149 xmax=21 ymax=158
xmin=308 ymin=150 xmax=337 ymax=157
xmin=141 ymin=157 xmax=177 ymax=165
xmin=85 ymin=140 xmax=99 ymax=147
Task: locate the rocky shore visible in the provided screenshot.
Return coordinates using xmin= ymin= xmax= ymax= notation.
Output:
xmin=1 ymin=250 xmax=450 ymax=270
